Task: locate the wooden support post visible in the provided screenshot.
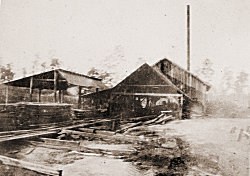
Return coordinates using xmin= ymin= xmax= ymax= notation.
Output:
xmin=54 ymin=70 xmax=58 ymax=103
xmin=38 ymin=89 xmax=42 ymax=102
xmin=180 ymin=95 xmax=183 ymax=106
xmin=62 ymin=90 xmax=65 ymax=103
xmin=5 ymin=84 xmax=9 ymax=104
xmin=78 ymin=86 xmax=82 ymax=109
xmin=58 ymin=89 xmax=62 ymax=103
xmin=29 ymin=76 xmax=34 ymax=102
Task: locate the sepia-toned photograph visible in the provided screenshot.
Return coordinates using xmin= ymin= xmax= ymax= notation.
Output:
xmin=0 ymin=0 xmax=249 ymax=175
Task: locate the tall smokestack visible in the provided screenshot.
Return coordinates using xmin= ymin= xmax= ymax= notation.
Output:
xmin=187 ymin=5 xmax=190 ymax=71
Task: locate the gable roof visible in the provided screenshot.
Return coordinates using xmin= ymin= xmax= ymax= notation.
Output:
xmin=3 ymin=68 xmax=107 ymax=90
xmin=57 ymin=69 xmax=106 ymax=89
xmin=112 ymin=63 xmax=191 ymax=99
xmin=83 ymin=63 xmax=192 ymax=100
xmin=154 ymin=58 xmax=211 ymax=90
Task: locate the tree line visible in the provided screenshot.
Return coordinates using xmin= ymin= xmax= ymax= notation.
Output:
xmin=1 ymin=57 xmax=249 ymax=99
xmin=196 ymin=58 xmax=249 ymax=96
xmin=0 ymin=58 xmax=62 ymax=83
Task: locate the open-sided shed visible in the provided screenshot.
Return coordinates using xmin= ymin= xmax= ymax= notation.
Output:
xmin=83 ymin=59 xmax=211 ymax=118
xmin=83 ymin=63 xmax=184 ymax=118
xmin=3 ymin=69 xmax=106 ymax=107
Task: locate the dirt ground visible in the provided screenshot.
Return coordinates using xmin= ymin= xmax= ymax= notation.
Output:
xmin=1 ymin=117 xmax=249 ymax=176
xmin=149 ymin=117 xmax=250 ymax=176
xmin=10 ymin=141 xmax=146 ymax=176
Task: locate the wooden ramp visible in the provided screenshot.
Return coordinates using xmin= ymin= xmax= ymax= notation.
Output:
xmin=0 ymin=128 xmax=60 ymax=143
xmin=0 ymin=118 xmax=113 ymax=143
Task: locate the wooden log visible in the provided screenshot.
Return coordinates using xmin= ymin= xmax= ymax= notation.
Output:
xmin=115 ymin=122 xmax=143 ymax=134
xmin=118 ymin=115 xmax=174 ymax=134
xmin=41 ymin=138 xmax=80 ymax=149
xmin=0 ymin=129 xmax=31 ymax=136
xmin=95 ymin=130 xmax=115 ymax=136
xmin=78 ymin=128 xmax=96 ymax=133
xmin=0 ymin=155 xmax=62 ymax=176
xmin=62 ymin=119 xmax=112 ymax=131
xmin=124 ymin=126 xmax=149 ymax=135
xmin=143 ymin=116 xmax=162 ymax=125
xmin=37 ymin=139 xmax=132 ymax=157
xmin=0 ymin=129 xmax=60 ymax=142
xmin=155 ymin=115 xmax=173 ymax=124
xmin=238 ymin=129 xmax=250 ymax=141
xmin=60 ymin=129 xmax=151 ymax=144
xmin=122 ymin=115 xmax=156 ymax=123
xmin=117 ymin=115 xmax=165 ymax=134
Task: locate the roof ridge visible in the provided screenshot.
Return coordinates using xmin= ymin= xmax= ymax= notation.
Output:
xmin=58 ymin=69 xmax=101 ymax=81
xmin=150 ymin=66 xmax=192 ymax=100
xmin=2 ymin=68 xmax=102 ymax=85
xmin=155 ymin=58 xmax=211 ymax=87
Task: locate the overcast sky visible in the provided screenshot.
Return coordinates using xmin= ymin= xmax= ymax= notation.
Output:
xmin=0 ymin=0 xmax=249 ymax=85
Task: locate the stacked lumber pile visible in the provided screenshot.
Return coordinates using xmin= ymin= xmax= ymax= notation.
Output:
xmin=57 ymin=113 xmax=175 ymax=143
xmin=73 ymin=109 xmax=96 ymax=119
xmin=19 ymin=103 xmax=72 ymax=125
xmin=0 ymin=103 xmax=73 ymax=131
xmin=0 ymin=104 xmax=19 ymax=131
xmin=73 ymin=109 xmax=106 ymax=119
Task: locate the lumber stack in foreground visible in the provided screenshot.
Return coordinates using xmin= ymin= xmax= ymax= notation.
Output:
xmin=0 ymin=103 xmax=73 ymax=131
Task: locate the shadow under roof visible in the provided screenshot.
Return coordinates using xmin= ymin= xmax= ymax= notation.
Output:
xmin=3 ymin=68 xmax=107 ymax=90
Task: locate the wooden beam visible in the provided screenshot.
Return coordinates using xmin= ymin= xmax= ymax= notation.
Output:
xmin=54 ymin=70 xmax=58 ymax=103
xmin=120 ymin=85 xmax=173 ymax=87
xmin=39 ymin=137 xmax=132 ymax=155
xmin=0 ymin=129 xmax=60 ymax=143
xmin=29 ymin=76 xmax=34 ymax=102
xmin=111 ymin=92 xmax=183 ymax=97
xmin=34 ymin=79 xmax=67 ymax=82
xmin=0 ymin=155 xmax=62 ymax=176
xmin=78 ymin=128 xmax=96 ymax=133
xmin=41 ymin=138 xmax=80 ymax=148
xmin=61 ymin=119 xmax=112 ymax=131
xmin=60 ymin=129 xmax=142 ymax=144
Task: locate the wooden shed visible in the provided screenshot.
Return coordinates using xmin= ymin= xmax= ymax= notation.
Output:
xmin=3 ymin=68 xmax=106 ymax=108
xmin=83 ymin=59 xmax=210 ymax=118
